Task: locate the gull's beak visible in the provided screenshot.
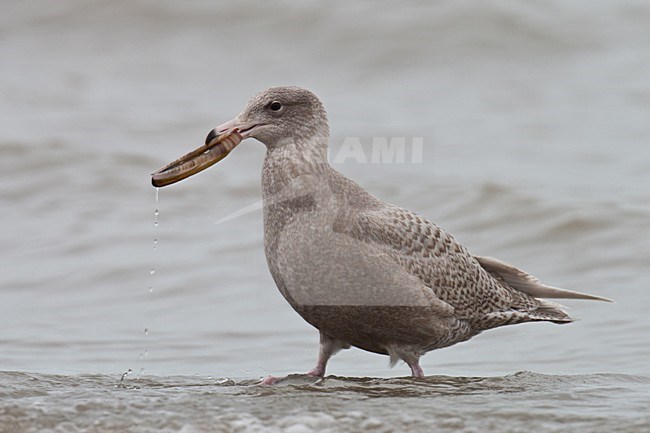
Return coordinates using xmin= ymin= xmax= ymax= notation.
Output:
xmin=151 ymin=117 xmax=244 ymax=188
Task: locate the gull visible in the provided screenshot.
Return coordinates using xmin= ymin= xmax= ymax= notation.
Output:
xmin=152 ymin=86 xmax=610 ymax=381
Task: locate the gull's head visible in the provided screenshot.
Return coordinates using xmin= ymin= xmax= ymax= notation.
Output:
xmin=152 ymin=86 xmax=329 ymax=187
xmin=214 ymin=86 xmax=329 ymax=149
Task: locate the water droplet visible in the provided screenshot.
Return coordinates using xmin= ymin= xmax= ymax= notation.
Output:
xmin=148 ymin=286 xmax=154 ymax=294
xmin=154 ymin=190 xmax=160 ymax=227
xmin=150 ymin=268 xmax=155 ymax=275
xmin=153 ymin=238 xmax=158 ymax=244
xmin=144 ymin=328 xmax=149 ymax=336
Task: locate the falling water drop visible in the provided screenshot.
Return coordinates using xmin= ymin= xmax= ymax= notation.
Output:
xmin=141 ymin=188 xmax=160 ymax=377
xmin=154 ymin=187 xmax=160 ymax=227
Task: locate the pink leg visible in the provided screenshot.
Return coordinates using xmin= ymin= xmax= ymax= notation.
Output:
xmin=260 ymin=332 xmax=349 ymax=384
xmin=407 ymin=361 xmax=425 ymax=378
xmin=309 ymin=332 xmax=350 ymax=377
xmin=306 ymin=360 xmax=327 ymax=377
xmin=387 ymin=345 xmax=425 ymax=378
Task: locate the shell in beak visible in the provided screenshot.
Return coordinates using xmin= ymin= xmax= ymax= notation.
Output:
xmin=151 ymin=130 xmax=243 ymax=187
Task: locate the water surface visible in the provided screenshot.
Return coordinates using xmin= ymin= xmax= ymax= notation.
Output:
xmin=1 ymin=0 xmax=649 ymax=431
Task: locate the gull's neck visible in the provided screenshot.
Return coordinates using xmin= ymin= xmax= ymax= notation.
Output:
xmin=261 ymin=134 xmax=331 ymax=200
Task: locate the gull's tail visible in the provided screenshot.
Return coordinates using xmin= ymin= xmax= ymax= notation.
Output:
xmin=475 ymin=255 xmax=613 ymax=302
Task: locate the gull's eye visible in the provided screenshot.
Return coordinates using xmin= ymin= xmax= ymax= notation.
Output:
xmin=269 ymin=101 xmax=282 ymax=112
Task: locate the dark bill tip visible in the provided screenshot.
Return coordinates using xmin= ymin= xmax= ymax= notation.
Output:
xmin=205 ymin=128 xmax=219 ymax=146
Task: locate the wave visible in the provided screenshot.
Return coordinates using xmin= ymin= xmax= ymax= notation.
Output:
xmin=1 ymin=370 xmax=648 ymax=433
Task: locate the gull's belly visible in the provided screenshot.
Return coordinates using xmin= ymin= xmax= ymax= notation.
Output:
xmin=264 ymin=215 xmax=465 ymax=352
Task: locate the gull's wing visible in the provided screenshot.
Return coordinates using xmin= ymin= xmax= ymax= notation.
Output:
xmin=351 ymin=205 xmax=581 ymax=324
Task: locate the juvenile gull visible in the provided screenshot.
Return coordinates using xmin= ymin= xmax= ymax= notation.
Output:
xmin=152 ymin=86 xmax=610 ymax=381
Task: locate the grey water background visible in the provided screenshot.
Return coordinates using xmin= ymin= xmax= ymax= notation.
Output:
xmin=1 ymin=0 xmax=649 ymax=431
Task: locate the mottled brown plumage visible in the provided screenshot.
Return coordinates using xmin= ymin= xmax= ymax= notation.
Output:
xmin=199 ymin=86 xmax=611 ymax=379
